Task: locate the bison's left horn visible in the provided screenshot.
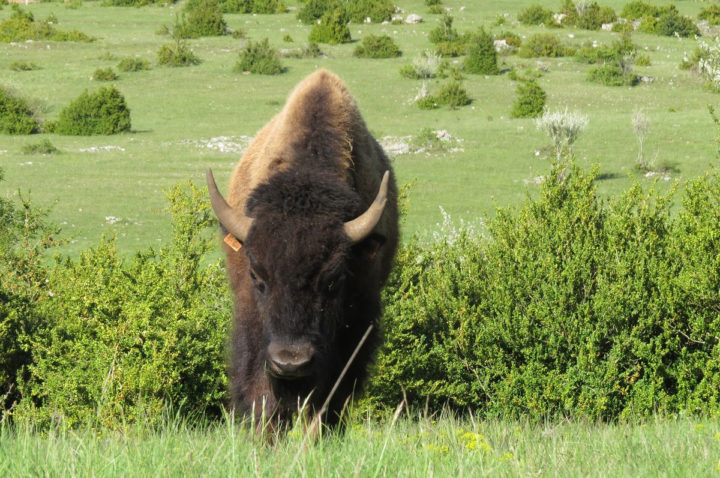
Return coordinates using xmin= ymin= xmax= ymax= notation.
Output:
xmin=344 ymin=170 xmax=390 ymax=244
xmin=206 ymin=168 xmax=253 ymax=243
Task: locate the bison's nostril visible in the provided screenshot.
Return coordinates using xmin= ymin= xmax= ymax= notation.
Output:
xmin=267 ymin=342 xmax=314 ymax=378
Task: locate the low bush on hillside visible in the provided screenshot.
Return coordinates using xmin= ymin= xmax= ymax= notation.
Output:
xmin=344 ymin=0 xmax=395 ymax=23
xmin=217 ymin=0 xmax=284 ymax=14
xmin=175 ymin=0 xmax=227 ymax=39
xmin=638 ymin=5 xmax=699 ymax=38
xmin=620 ymin=1 xmax=659 ymax=20
xmin=518 ymin=33 xmax=573 ymax=58
xmin=103 ymin=0 xmax=178 ymax=5
xmin=308 ymin=8 xmax=351 ymax=45
xmin=49 ymin=86 xmax=131 ymax=136
xmin=0 ymin=5 xmax=94 ymax=43
xmin=354 ymin=34 xmax=401 ymax=59
xmin=0 ymin=88 xmax=40 ymax=135
xmin=399 ymin=50 xmax=443 ymax=79
xmin=464 ymin=29 xmax=499 ymax=75
xmin=588 ymin=63 xmax=638 ymax=87
xmin=416 ymin=79 xmax=470 ymax=110
xmin=698 ymin=5 xmax=720 ymax=26
xmin=572 ymin=2 xmax=616 ymax=31
xmin=9 ymin=61 xmax=40 ymax=72
xmin=157 ymin=40 xmax=201 ymax=67
xmin=235 ymin=38 xmax=286 ymax=74
xmin=92 ymin=67 xmax=118 ymax=82
xmin=510 ymin=78 xmax=546 ymax=118
xmin=117 ymin=57 xmax=150 ymax=72
xmin=517 ymin=4 xmax=554 ymax=26
xmin=21 ymin=139 xmax=59 ymax=155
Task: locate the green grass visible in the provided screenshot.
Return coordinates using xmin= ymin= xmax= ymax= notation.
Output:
xmin=0 ymin=1 xmax=718 ymax=257
xmin=1 ymin=413 xmax=718 ymax=476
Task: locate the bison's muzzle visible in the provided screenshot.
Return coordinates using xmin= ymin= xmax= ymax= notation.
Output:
xmin=266 ymin=342 xmax=315 ymax=379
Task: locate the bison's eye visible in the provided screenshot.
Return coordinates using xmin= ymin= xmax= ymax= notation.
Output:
xmin=249 ymin=269 xmax=266 ymax=294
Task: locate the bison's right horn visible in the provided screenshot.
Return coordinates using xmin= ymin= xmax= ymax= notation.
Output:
xmin=344 ymin=170 xmax=390 ymax=244
xmin=206 ymin=168 xmax=253 ymax=243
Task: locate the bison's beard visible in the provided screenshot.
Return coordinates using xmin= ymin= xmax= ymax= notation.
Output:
xmin=269 ymin=374 xmax=329 ymax=419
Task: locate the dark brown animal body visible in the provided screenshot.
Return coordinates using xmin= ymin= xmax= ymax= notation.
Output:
xmin=206 ymin=69 xmax=398 ymax=427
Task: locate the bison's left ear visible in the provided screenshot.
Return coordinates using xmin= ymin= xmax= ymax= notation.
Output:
xmin=354 ymin=233 xmax=386 ymax=261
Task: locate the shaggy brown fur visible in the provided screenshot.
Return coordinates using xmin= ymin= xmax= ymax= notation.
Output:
xmin=217 ymin=69 xmax=398 ymax=428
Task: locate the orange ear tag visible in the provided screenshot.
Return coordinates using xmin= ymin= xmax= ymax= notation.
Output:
xmin=224 ymin=233 xmax=242 ymax=252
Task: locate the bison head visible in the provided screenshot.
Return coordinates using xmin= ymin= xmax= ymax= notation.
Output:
xmin=207 ymin=168 xmax=388 ymax=400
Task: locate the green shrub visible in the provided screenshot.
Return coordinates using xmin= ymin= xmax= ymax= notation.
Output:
xmin=699 ymin=5 xmax=720 ymax=26
xmin=14 ymin=183 xmax=230 ymax=429
xmin=517 ymin=4 xmax=554 ymax=26
xmin=157 ymin=40 xmax=201 ymax=67
xmin=21 ymin=139 xmax=59 ymax=155
xmin=635 ymin=53 xmax=651 ymax=66
xmin=364 ymin=161 xmax=720 ymax=421
xmin=51 ymin=86 xmax=131 ymax=136
xmin=217 ymin=0 xmax=284 ymax=14
xmin=235 ymin=38 xmax=286 ymax=74
xmin=654 ymin=9 xmax=699 ymax=38
xmin=434 ymin=80 xmax=470 ymax=108
xmin=428 ymin=13 xmax=458 ymax=44
xmin=0 ymin=88 xmax=40 ymax=135
xmin=400 ymin=50 xmax=443 ymax=79
xmin=0 ymin=168 xmax=59 ymax=416
xmin=354 ymin=34 xmax=401 ymax=58
xmin=9 ymin=61 xmax=39 ymax=72
xmin=308 ymin=8 xmax=351 ymax=45
xmin=0 ymin=5 xmax=94 ymax=43
xmin=344 ymin=0 xmax=395 ymax=23
xmin=587 ymin=64 xmax=639 ymax=86
xmin=495 ymin=30 xmax=521 ymax=49
xmin=620 ymin=1 xmax=659 ymax=21
xmin=425 ymin=0 xmax=441 ymax=5
xmin=297 ymin=0 xmax=341 ymax=24
xmin=92 ymin=67 xmax=118 ymax=81
xmin=575 ymin=3 xmax=616 ymax=31
xmin=464 ymin=29 xmax=498 ymax=75
xmin=117 ymin=57 xmax=150 ymax=72
xmin=176 ymin=0 xmax=227 ymax=38
xmin=518 ymin=33 xmax=572 ymax=58
xmin=103 ymin=0 xmax=179 ymax=5
xmin=510 ymin=78 xmax=546 ymax=118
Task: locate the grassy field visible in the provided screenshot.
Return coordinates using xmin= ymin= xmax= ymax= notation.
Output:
xmin=1 ymin=413 xmax=719 ymax=477
xmin=1 ymin=0 xmax=720 ymax=256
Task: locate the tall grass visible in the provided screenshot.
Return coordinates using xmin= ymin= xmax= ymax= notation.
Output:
xmin=1 ymin=412 xmax=718 ymax=476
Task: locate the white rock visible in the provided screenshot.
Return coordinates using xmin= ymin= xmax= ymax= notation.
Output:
xmin=601 ymin=23 xmax=614 ymax=31
xmin=405 ymin=13 xmax=422 ymax=24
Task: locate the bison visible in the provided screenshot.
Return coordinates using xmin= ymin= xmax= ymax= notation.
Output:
xmin=206 ymin=69 xmax=398 ymax=428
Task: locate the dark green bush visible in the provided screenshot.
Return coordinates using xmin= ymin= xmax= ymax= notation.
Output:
xmin=103 ymin=0 xmax=178 ymax=5
xmin=699 ymin=5 xmax=720 ymax=26
xmin=235 ymin=38 xmax=286 ymax=74
xmin=308 ymin=8 xmax=351 ymax=45
xmin=434 ymin=80 xmax=470 ymax=108
xmin=464 ymin=29 xmax=498 ymax=75
xmin=21 ymin=139 xmax=59 ymax=155
xmin=0 ymin=88 xmax=40 ymax=135
xmin=654 ymin=9 xmax=699 ymax=38
xmin=428 ymin=13 xmax=458 ymax=44
xmin=176 ymin=0 xmax=227 ymax=38
xmin=296 ymin=0 xmax=341 ymax=24
xmin=51 ymin=86 xmax=131 ymax=136
xmin=217 ymin=0 xmax=284 ymax=14
xmin=364 ymin=161 xmax=720 ymax=421
xmin=157 ymin=40 xmax=201 ymax=67
xmin=510 ymin=78 xmax=546 ymax=118
xmin=587 ymin=63 xmax=639 ymax=86
xmin=92 ymin=67 xmax=118 ymax=81
xmin=117 ymin=57 xmax=150 ymax=72
xmin=14 ymin=183 xmax=230 ymax=429
xmin=0 ymin=5 xmax=94 ymax=43
xmin=621 ymin=1 xmax=659 ymax=21
xmin=518 ymin=33 xmax=573 ymax=58
xmin=354 ymin=34 xmax=401 ymax=58
xmin=344 ymin=0 xmax=395 ymax=23
xmin=575 ymin=3 xmax=616 ymax=30
xmin=517 ymin=4 xmax=554 ymax=26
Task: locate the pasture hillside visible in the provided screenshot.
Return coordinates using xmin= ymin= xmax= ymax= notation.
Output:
xmin=1 ymin=0 xmax=719 ymax=256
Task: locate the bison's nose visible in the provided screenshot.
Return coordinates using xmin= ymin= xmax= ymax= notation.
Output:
xmin=267 ymin=342 xmax=314 ymax=379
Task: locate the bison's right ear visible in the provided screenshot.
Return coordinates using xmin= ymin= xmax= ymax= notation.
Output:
xmin=206 ymin=168 xmax=254 ymax=244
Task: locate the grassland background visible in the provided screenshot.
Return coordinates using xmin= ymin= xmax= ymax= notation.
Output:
xmin=1 ymin=0 xmax=719 ymax=256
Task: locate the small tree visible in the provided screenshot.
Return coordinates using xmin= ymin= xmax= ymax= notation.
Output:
xmin=308 ymin=8 xmax=351 ymax=44
xmin=464 ymin=29 xmax=499 ymax=75
xmin=51 ymin=86 xmax=131 ymax=136
xmin=235 ymin=38 xmax=285 ymax=74
xmin=510 ymin=79 xmax=546 ymax=118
